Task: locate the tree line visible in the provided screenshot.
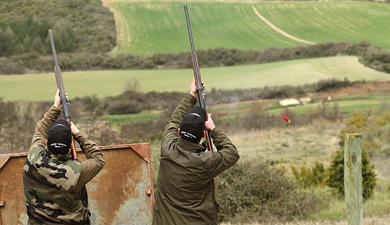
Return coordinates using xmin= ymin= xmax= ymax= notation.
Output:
xmin=0 ymin=18 xmax=75 ymax=57
xmin=0 ymin=0 xmax=116 ymax=58
xmin=0 ymin=42 xmax=389 ymax=75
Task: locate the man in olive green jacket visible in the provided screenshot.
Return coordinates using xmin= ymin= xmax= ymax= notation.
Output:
xmin=153 ymin=79 xmax=239 ymax=225
xmin=23 ymin=90 xmax=105 ymax=224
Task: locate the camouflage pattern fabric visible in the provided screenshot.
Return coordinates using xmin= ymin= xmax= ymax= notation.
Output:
xmin=23 ymin=146 xmax=90 ymax=225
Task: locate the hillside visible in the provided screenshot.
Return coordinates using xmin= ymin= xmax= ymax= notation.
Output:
xmin=1 ymin=1 xmax=389 ymax=75
xmin=0 ymin=0 xmax=116 ymax=55
xmin=107 ymin=1 xmax=390 ymax=55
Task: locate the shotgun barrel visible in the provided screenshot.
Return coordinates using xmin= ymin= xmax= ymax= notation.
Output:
xmin=48 ymin=29 xmax=77 ymax=159
xmin=184 ymin=4 xmax=213 ymax=151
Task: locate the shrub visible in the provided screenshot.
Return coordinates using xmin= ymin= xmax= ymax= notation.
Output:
xmin=239 ymin=103 xmax=275 ymax=130
xmin=313 ymin=78 xmax=352 ymax=92
xmin=216 ymin=161 xmax=319 ymax=223
xmin=338 ymin=112 xmax=368 ymax=147
xmin=106 ymin=99 xmax=142 ymax=115
xmin=326 ymin=148 xmax=377 ymax=200
xmin=307 ymin=101 xmax=342 ymax=123
xmin=0 ymin=100 xmax=44 ymax=153
xmin=383 ymin=63 xmax=390 ymax=73
xmin=0 ymin=58 xmax=25 ymax=74
xmin=339 ymin=108 xmax=390 ymax=156
xmin=119 ymin=118 xmax=167 ymax=143
xmin=291 ymin=162 xmax=327 ymax=189
xmin=78 ymin=121 xmax=120 ymax=146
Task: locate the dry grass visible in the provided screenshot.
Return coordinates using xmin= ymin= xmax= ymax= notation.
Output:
xmin=150 ymin=121 xmax=343 ymax=180
xmin=221 ymin=217 xmax=390 ymax=225
xmin=229 ymin=121 xmax=341 ymax=169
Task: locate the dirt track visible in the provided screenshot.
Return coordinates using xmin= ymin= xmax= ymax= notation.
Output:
xmin=251 ymin=6 xmax=315 ymax=45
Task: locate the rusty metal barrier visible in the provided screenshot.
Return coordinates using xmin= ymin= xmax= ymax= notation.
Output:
xmin=0 ymin=143 xmax=154 ymax=225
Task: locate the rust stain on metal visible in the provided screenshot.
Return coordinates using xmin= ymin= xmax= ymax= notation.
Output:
xmin=0 ymin=143 xmax=154 ymax=225
xmin=91 ymin=147 xmax=143 ymax=224
xmin=0 ymin=153 xmax=28 ymax=224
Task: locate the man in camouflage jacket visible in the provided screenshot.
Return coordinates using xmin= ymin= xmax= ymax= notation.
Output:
xmin=153 ymin=79 xmax=240 ymax=225
xmin=23 ymin=90 xmax=105 ymax=225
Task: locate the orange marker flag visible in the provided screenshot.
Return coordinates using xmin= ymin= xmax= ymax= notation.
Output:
xmin=282 ymin=116 xmax=290 ymax=123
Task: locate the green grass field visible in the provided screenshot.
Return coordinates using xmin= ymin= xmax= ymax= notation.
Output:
xmin=270 ymin=93 xmax=390 ymax=114
xmin=108 ymin=1 xmax=390 ymax=55
xmin=207 ymin=92 xmax=390 ymax=122
xmin=1 ymin=56 xmax=389 ymax=101
xmin=79 ymin=92 xmax=390 ymax=129
xmin=103 ymin=111 xmax=162 ymax=124
xmin=253 ymin=2 xmax=390 ymax=49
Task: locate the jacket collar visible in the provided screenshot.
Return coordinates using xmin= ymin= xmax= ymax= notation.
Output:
xmin=45 ymin=148 xmax=71 ymax=161
xmin=177 ymin=137 xmax=206 ymax=153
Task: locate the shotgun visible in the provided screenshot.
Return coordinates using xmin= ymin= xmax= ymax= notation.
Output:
xmin=184 ymin=4 xmax=213 ymax=151
xmin=48 ymin=29 xmax=77 ymax=160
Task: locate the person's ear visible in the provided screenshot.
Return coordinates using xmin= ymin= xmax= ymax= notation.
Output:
xmin=45 ymin=140 xmax=47 ymax=146
xmin=177 ymin=129 xmax=181 ymax=136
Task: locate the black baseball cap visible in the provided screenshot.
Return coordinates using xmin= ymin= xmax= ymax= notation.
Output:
xmin=180 ymin=106 xmax=207 ymax=143
xmin=47 ymin=119 xmax=72 ymax=154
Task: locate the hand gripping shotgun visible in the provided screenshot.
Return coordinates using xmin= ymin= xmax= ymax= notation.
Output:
xmin=184 ymin=4 xmax=213 ymax=151
xmin=48 ymin=29 xmax=77 ymax=160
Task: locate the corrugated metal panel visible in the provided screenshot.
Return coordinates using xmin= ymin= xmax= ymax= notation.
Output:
xmin=0 ymin=143 xmax=154 ymax=225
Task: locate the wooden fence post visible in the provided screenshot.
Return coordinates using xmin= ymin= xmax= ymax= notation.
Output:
xmin=344 ymin=134 xmax=363 ymax=225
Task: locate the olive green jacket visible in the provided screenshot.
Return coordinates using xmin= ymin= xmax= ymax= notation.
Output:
xmin=153 ymin=94 xmax=239 ymax=225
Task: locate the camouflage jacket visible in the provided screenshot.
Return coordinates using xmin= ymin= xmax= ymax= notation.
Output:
xmin=23 ymin=105 xmax=105 ymax=225
xmin=153 ymin=94 xmax=240 ymax=225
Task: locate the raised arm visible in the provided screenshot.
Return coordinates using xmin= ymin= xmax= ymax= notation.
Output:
xmin=205 ymin=115 xmax=239 ymax=176
xmin=72 ymin=123 xmax=105 ymax=190
xmin=161 ymin=78 xmax=198 ymax=148
xmin=30 ymin=90 xmax=63 ymax=148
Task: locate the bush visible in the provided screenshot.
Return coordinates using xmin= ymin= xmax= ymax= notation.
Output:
xmin=313 ymin=78 xmax=353 ymax=92
xmin=339 ymin=107 xmax=390 ymax=157
xmin=216 ymin=161 xmax=319 ymax=223
xmin=239 ymin=103 xmax=276 ymax=130
xmin=291 ymin=162 xmax=327 ymax=189
xmin=106 ymin=99 xmax=142 ymax=115
xmin=0 ymin=100 xmax=46 ymax=153
xmin=307 ymin=101 xmax=342 ymax=123
xmin=0 ymin=57 xmax=25 ymax=74
xmin=326 ymin=148 xmax=377 ymax=200
xmin=119 ymin=118 xmax=167 ymax=143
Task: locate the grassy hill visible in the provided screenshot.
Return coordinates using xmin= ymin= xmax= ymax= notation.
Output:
xmin=1 ymin=56 xmax=389 ymax=101
xmin=108 ymin=1 xmax=390 ymax=55
xmin=253 ymin=2 xmax=390 ymax=49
